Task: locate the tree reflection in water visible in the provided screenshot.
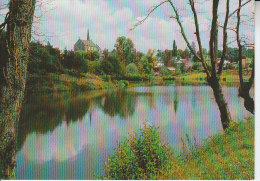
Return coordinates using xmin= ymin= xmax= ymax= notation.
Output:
xmin=174 ymin=86 xmax=179 ymax=114
xmin=18 ymin=89 xmax=153 ymax=150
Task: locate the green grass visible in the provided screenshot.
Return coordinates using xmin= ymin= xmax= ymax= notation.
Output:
xmin=26 ymin=73 xmax=126 ymax=93
xmin=175 ymin=70 xmax=252 ymax=86
xmin=155 ymin=117 xmax=254 ymax=180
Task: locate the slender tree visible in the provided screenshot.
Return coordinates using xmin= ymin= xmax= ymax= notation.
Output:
xmin=173 ymin=40 xmax=177 ymax=56
xmin=0 ymin=0 xmax=36 ymax=179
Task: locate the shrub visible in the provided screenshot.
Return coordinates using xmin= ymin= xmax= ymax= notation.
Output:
xmin=101 ymin=124 xmax=173 ymax=180
xmin=126 ymin=63 xmax=139 ymax=75
xmin=89 ymin=60 xmax=101 ymax=75
xmin=101 ymin=59 xmax=114 ymax=75
xmin=173 ymin=69 xmax=181 ymax=76
xmin=159 ymin=67 xmax=172 ymax=76
xmin=123 ymin=73 xmax=150 ymax=81
xmin=121 ymin=80 xmax=129 ymax=87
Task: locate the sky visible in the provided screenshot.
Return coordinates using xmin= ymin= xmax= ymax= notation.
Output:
xmin=0 ymin=0 xmax=255 ymax=53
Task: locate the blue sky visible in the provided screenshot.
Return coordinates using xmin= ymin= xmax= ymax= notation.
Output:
xmin=0 ymin=0 xmax=255 ymax=53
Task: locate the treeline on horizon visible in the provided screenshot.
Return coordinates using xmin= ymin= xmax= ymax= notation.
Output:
xmin=0 ymin=30 xmax=254 ymax=81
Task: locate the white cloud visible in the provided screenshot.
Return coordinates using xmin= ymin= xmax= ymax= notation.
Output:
xmin=0 ymin=0 xmax=255 ymax=52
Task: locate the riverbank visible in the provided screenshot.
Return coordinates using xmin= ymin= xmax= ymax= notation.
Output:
xmin=175 ymin=69 xmax=252 ymax=86
xmin=25 ymin=73 xmax=176 ymax=93
xmin=25 ymin=73 xmax=128 ymax=93
xmin=25 ymin=70 xmax=250 ymax=93
xmin=156 ymin=116 xmax=254 ymax=180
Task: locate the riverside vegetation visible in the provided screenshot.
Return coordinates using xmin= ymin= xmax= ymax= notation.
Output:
xmin=0 ymin=31 xmax=253 ymax=94
xmin=100 ymin=117 xmax=254 ymax=180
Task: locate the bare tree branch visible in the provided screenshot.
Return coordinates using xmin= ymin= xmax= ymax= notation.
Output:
xmin=228 ymin=0 xmax=252 ymax=19
xmin=188 ymin=0 xmax=210 ymax=77
xmin=217 ymin=0 xmax=230 ymax=75
xmin=209 ymin=0 xmax=219 ymax=76
xmin=130 ymin=0 xmax=168 ymax=31
xmin=167 ymin=0 xmax=212 ymax=77
xmin=0 ymin=12 xmax=9 ymax=32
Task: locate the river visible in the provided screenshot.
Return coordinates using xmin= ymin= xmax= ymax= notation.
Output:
xmin=16 ymin=84 xmax=253 ymax=179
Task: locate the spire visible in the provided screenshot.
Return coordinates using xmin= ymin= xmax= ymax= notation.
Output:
xmin=87 ymin=29 xmax=90 ymax=41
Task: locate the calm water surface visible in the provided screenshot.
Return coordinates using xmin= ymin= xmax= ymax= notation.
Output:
xmin=16 ymin=85 xmax=253 ymax=179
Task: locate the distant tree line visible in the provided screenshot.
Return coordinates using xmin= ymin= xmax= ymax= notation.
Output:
xmin=0 ymin=30 xmax=254 ymax=81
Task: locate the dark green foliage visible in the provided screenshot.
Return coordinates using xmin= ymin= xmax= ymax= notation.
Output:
xmin=101 ymin=56 xmax=123 ymax=77
xmin=173 ymin=40 xmax=177 ymax=57
xmin=28 ymin=42 xmax=64 ymax=74
xmin=123 ymin=73 xmax=151 ymax=81
xmin=61 ymin=50 xmax=89 ymax=73
xmin=101 ymin=124 xmax=173 ymax=180
xmin=101 ymin=59 xmax=113 ymax=75
xmin=218 ymin=47 xmax=254 ymax=62
xmin=182 ymin=48 xmax=191 ymax=59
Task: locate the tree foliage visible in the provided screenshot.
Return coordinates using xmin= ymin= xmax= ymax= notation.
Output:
xmin=28 ymin=42 xmax=64 ymax=74
xmin=114 ymin=36 xmax=135 ymax=64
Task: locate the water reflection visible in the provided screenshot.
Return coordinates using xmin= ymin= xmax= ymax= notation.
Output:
xmin=16 ymin=85 xmax=254 ymax=179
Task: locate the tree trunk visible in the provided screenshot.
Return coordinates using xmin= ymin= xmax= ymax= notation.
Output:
xmin=236 ymin=0 xmax=254 ymax=115
xmin=239 ymin=82 xmax=254 ymax=114
xmin=0 ymin=0 xmax=36 ymax=179
xmin=207 ymin=0 xmax=232 ymax=130
xmin=207 ymin=76 xmax=232 ymax=130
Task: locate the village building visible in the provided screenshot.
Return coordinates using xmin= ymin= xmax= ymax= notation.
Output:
xmin=74 ymin=30 xmax=102 ymax=53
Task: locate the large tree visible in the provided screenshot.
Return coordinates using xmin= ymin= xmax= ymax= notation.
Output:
xmin=0 ymin=0 xmax=36 ymax=179
xmin=132 ymin=0 xmax=253 ymax=130
xmin=114 ymin=36 xmax=135 ymax=64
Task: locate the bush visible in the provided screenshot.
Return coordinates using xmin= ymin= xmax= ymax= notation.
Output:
xmin=123 ymin=73 xmax=150 ymax=81
xmin=101 ymin=124 xmax=173 ymax=180
xmin=159 ymin=67 xmax=172 ymax=76
xmin=89 ymin=60 xmax=101 ymax=75
xmin=28 ymin=42 xmax=65 ymax=74
xmin=126 ymin=63 xmax=139 ymax=75
xmin=173 ymin=69 xmax=181 ymax=76
xmin=101 ymin=59 xmax=114 ymax=75
xmin=101 ymin=56 xmax=123 ymax=77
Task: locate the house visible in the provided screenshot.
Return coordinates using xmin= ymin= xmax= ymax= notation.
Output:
xmin=154 ymin=59 xmax=165 ymax=72
xmin=168 ymin=56 xmax=180 ymax=66
xmin=167 ymin=67 xmax=175 ymax=72
xmin=74 ymin=29 xmax=102 ymax=53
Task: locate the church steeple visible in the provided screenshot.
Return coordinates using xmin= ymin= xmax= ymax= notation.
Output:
xmin=87 ymin=29 xmax=90 ymax=41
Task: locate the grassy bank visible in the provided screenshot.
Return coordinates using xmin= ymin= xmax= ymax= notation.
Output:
xmin=100 ymin=117 xmax=254 ymax=180
xmin=175 ymin=70 xmax=252 ymax=86
xmin=156 ymin=117 xmax=254 ymax=180
xmin=25 ymin=73 xmax=128 ymax=93
xmin=25 ymin=73 xmax=176 ymax=93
